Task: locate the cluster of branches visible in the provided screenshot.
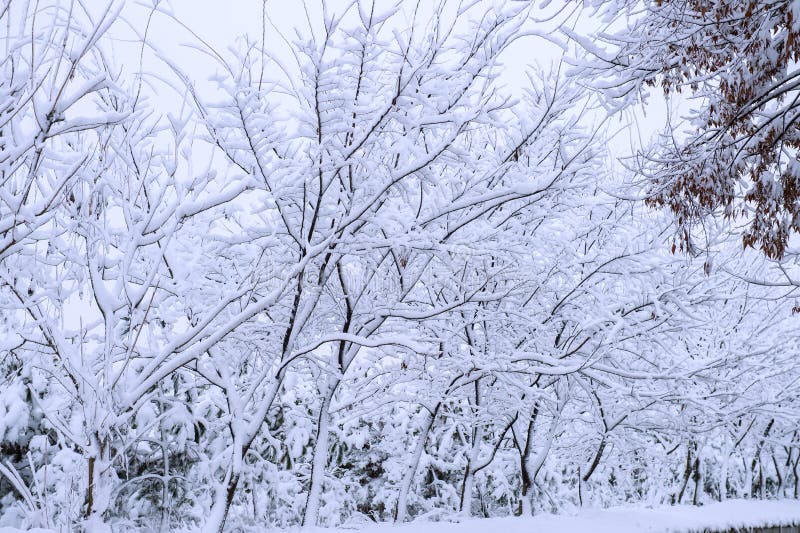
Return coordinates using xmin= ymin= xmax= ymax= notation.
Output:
xmin=575 ymin=0 xmax=800 ymax=258
xmin=1 ymin=1 xmax=800 ymax=532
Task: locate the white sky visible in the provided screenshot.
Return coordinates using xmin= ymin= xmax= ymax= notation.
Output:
xmin=116 ymin=1 xmax=581 ymax=96
xmin=98 ymin=0 xmax=683 ymax=198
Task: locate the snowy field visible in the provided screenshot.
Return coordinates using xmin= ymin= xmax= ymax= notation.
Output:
xmin=311 ymin=501 xmax=800 ymax=533
xmin=1 ymin=500 xmax=799 ymax=533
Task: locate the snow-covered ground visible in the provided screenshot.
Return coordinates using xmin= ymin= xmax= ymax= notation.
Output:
xmin=308 ymin=500 xmax=800 ymax=533
xmin=0 ymin=500 xmax=797 ymax=532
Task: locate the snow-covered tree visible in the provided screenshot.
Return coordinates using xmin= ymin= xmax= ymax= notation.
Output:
xmin=576 ymin=0 xmax=800 ymax=258
xmin=1 ymin=1 xmax=799 ymax=531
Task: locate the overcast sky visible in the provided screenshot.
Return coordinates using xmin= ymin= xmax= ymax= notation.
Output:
xmin=103 ymin=0 xmax=679 ymax=176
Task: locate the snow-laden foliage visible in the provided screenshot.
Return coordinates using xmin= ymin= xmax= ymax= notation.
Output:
xmin=575 ymin=0 xmax=800 ymax=258
xmin=1 ymin=1 xmax=800 ymax=532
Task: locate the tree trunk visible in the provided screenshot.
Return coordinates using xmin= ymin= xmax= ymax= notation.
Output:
xmin=718 ymin=438 xmax=733 ymax=502
xmin=692 ymin=456 xmax=701 ymax=505
xmin=459 ymin=380 xmax=483 ymax=516
xmin=675 ymin=443 xmax=693 ymax=504
xmin=302 ymin=377 xmax=336 ymax=527
xmin=517 ymin=403 xmax=538 ymax=517
xmin=772 ymin=454 xmax=783 ymax=497
xmin=750 ymin=419 xmax=774 ymax=498
xmin=583 ymin=437 xmax=606 ymax=483
xmin=203 ymin=468 xmax=240 ymax=533
xmin=523 ymin=415 xmax=559 ymax=516
xmin=204 ymin=365 xmax=286 ymax=533
xmin=519 ymin=466 xmax=533 ymax=517
xmin=82 ymin=437 xmax=112 ymax=532
xmin=84 ymin=455 xmax=95 ymax=521
xmin=395 ymin=406 xmax=437 ymax=523
xmin=459 ymin=424 xmax=483 ymax=516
